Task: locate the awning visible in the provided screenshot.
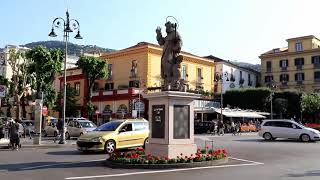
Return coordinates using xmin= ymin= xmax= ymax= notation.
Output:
xmin=213 ymin=108 xmax=266 ymax=119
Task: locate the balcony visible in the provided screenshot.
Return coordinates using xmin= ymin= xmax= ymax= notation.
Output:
xmin=314 ymin=64 xmax=320 ymax=69
xmin=296 ymin=81 xmax=303 ymax=85
xmin=91 ymin=88 xmax=142 ymax=101
xmin=296 ymin=65 xmax=303 ymax=70
xmin=266 ymin=69 xmax=272 ymax=73
xmin=315 ymin=79 xmax=320 ymax=84
xmin=281 ymin=67 xmax=287 ymax=71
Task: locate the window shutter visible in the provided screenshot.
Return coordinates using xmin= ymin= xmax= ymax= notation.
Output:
xmin=286 ymin=74 xmax=289 ymax=81
xmin=302 ymin=73 xmax=305 ymax=80
xmin=279 ymin=75 xmax=283 ymax=81
xmin=302 ymin=58 xmax=305 ymax=65
xmin=286 ymin=60 xmax=288 ymax=66
xmin=295 ymin=74 xmax=298 ymax=81
xmin=279 ymin=60 xmax=282 ymax=67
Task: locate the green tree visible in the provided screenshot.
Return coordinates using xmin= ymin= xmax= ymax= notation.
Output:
xmin=223 ymin=88 xmax=272 ymax=111
xmin=273 ymin=98 xmax=288 ymax=119
xmin=54 ymin=85 xmax=80 ymax=117
xmin=26 ymin=45 xmax=63 ymax=109
xmin=301 ymin=93 xmax=320 ymax=117
xmin=7 ymin=49 xmax=34 ymax=120
xmin=76 ymin=56 xmax=108 ymax=120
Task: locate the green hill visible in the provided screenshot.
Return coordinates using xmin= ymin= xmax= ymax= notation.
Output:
xmin=23 ymin=41 xmax=115 ymax=56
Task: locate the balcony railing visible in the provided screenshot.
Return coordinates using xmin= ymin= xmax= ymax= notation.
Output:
xmin=296 ymin=65 xmax=303 ymax=70
xmin=314 ymin=64 xmax=320 ymax=69
xmin=296 ymin=81 xmax=303 ymax=85
xmin=281 ymin=67 xmax=287 ymax=71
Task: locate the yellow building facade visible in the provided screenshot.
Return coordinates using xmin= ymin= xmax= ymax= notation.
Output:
xmin=55 ymin=42 xmax=215 ymax=124
xmin=260 ymin=35 xmax=320 ymax=92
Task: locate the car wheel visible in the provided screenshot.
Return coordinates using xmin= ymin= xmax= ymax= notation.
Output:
xmin=263 ymin=132 xmax=273 ymax=141
xmin=300 ymin=134 xmax=311 ymax=142
xmin=54 ymin=131 xmax=58 ymax=137
xmin=143 ymin=138 xmax=149 ymax=149
xmin=104 ymin=140 xmax=116 ymax=154
xmin=65 ymin=132 xmax=70 ymax=140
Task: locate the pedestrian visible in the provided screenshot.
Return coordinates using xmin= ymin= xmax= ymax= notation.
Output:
xmin=236 ymin=121 xmax=242 ymax=135
xmin=218 ymin=120 xmax=224 ymax=136
xmin=231 ymin=121 xmax=236 ymax=136
xmin=210 ymin=121 xmax=216 ymax=136
xmin=54 ymin=118 xmax=63 ymax=143
xmin=9 ymin=119 xmax=20 ymax=150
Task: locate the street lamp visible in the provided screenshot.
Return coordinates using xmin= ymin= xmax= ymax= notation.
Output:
xmin=214 ymin=69 xmax=229 ymax=123
xmin=269 ymin=81 xmax=277 ymax=120
xmin=49 ymin=10 xmax=82 ymax=144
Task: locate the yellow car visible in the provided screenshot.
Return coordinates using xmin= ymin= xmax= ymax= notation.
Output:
xmin=76 ymin=119 xmax=149 ymax=153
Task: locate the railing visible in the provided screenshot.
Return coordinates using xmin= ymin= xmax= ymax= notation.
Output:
xmin=296 ymin=81 xmax=303 ymax=85
xmin=281 ymin=67 xmax=287 ymax=71
xmin=296 ymin=65 xmax=303 ymax=70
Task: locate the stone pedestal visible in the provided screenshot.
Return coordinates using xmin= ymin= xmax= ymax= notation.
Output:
xmin=33 ymin=99 xmax=42 ymax=145
xmin=145 ymin=91 xmax=200 ymax=158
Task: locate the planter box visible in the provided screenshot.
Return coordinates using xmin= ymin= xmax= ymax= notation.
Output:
xmin=105 ymin=157 xmax=228 ymax=169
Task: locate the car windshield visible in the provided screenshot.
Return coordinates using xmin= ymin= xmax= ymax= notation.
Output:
xmin=94 ymin=121 xmax=124 ymax=131
xmin=79 ymin=121 xmax=96 ymax=128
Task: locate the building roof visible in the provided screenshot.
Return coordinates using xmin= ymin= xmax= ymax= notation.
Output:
xmin=102 ymin=41 xmax=210 ymax=61
xmin=204 ymin=55 xmax=260 ymax=74
xmin=286 ymin=35 xmax=320 ymax=42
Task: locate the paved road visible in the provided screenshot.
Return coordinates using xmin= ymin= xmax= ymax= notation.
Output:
xmin=1 ymin=133 xmax=320 ymax=180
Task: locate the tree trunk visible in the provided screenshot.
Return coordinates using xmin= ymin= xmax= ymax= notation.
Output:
xmin=22 ymin=95 xmax=27 ymax=118
xmin=15 ymin=94 xmax=21 ymax=121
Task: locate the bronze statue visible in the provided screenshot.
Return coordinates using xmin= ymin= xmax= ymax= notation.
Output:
xmin=156 ymin=20 xmax=184 ymax=91
xmin=131 ymin=60 xmax=138 ymax=78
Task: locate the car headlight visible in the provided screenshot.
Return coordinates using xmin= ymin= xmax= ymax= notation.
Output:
xmin=91 ymin=137 xmax=102 ymax=142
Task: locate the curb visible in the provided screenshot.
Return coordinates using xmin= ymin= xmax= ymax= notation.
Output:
xmin=104 ymin=157 xmax=228 ymax=169
xmin=22 ymin=144 xmax=76 ymax=149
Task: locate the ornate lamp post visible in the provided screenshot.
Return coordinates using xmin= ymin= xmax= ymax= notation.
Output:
xmin=49 ymin=10 xmax=82 ymax=144
xmin=214 ymin=69 xmax=229 ymax=123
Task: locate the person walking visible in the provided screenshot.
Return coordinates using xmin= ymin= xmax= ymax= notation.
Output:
xmin=54 ymin=118 xmax=63 ymax=143
xmin=218 ymin=120 xmax=225 ymax=136
xmin=231 ymin=121 xmax=236 ymax=136
xmin=9 ymin=119 xmax=20 ymax=150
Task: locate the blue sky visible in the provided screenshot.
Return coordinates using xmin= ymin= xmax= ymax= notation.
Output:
xmin=1 ymin=0 xmax=320 ymax=64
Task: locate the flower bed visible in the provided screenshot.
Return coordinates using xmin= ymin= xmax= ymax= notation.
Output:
xmin=105 ymin=147 xmax=228 ymax=169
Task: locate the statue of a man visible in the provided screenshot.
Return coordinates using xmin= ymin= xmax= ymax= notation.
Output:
xmin=156 ymin=21 xmax=183 ymax=91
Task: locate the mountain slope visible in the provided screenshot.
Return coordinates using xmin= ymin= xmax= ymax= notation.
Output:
xmin=23 ymin=41 xmax=115 ymax=56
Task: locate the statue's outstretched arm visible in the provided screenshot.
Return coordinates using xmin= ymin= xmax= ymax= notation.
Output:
xmin=157 ymin=33 xmax=165 ymax=46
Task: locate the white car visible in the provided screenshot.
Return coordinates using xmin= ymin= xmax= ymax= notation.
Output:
xmin=66 ymin=120 xmax=96 ymax=139
xmin=259 ymin=119 xmax=320 ymax=142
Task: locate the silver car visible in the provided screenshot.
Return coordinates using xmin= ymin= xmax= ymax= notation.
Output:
xmin=66 ymin=120 xmax=96 ymax=139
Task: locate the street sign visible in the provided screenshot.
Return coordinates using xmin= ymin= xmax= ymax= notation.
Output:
xmin=0 ymin=85 xmax=6 ymax=97
xmin=42 ymin=106 xmax=48 ymax=116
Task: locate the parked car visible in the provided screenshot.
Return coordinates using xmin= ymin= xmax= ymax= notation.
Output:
xmin=43 ymin=118 xmax=66 ymax=137
xmin=77 ymin=119 xmax=149 ymax=153
xmin=22 ymin=120 xmax=35 ymax=135
xmin=259 ymin=119 xmax=320 ymax=142
xmin=66 ymin=120 xmax=97 ymax=139
xmin=65 ymin=117 xmax=88 ymax=124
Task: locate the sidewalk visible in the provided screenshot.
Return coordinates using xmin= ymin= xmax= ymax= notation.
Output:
xmin=19 ymin=137 xmax=76 ymax=149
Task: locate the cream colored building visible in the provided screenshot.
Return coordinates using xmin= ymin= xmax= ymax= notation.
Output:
xmin=260 ymin=35 xmax=320 ymax=92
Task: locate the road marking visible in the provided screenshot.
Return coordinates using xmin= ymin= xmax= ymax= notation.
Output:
xmin=21 ymin=159 xmax=106 ymax=170
xmin=229 ymin=157 xmax=264 ymax=165
xmin=65 ymin=157 xmax=264 ymax=180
